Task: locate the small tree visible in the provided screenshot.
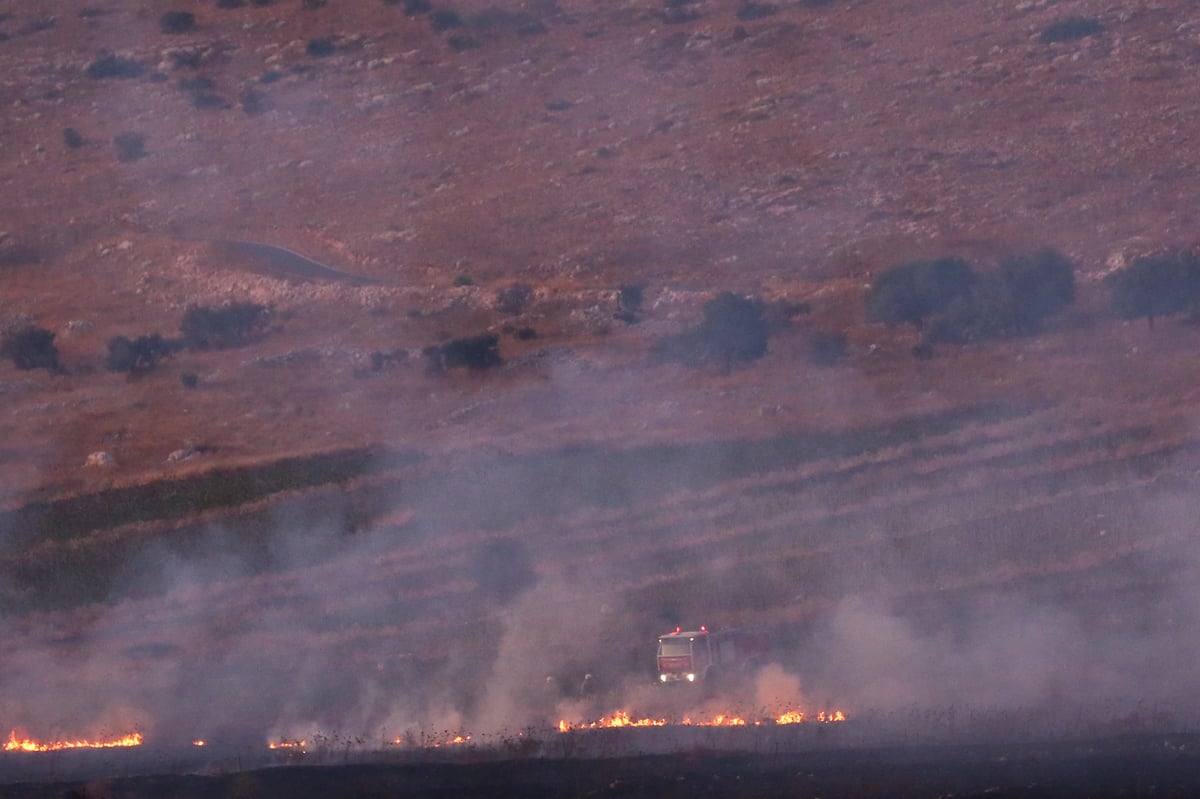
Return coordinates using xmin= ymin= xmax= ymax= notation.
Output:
xmin=180 ymin=301 xmax=271 ymax=349
xmin=699 ymin=292 xmax=769 ymax=365
xmin=426 ymin=334 xmax=503 ymax=373
xmin=865 ymin=257 xmax=976 ymax=328
xmin=994 ymin=248 xmax=1076 ymax=331
xmin=105 ymin=334 xmax=178 ymax=375
xmin=1039 ymin=16 xmax=1103 ymax=44
xmin=114 ymin=131 xmax=147 ymax=162
xmin=1 ymin=326 xmax=60 ymax=371
xmin=159 ymin=11 xmax=196 ymax=34
xmin=1107 ymin=252 xmax=1200 ymax=329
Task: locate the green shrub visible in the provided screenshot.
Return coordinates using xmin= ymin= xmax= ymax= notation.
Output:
xmin=700 ymin=292 xmax=769 ymax=363
xmin=993 ymin=248 xmax=1075 ymax=330
xmin=306 ymin=37 xmax=337 ymax=57
xmin=113 ymin=131 xmax=147 ymax=162
xmin=180 ymin=301 xmax=271 ymax=349
xmin=423 ymin=335 xmax=502 ymax=372
xmin=431 ymin=9 xmax=463 ymax=30
xmin=2 ymin=326 xmax=60 ymax=372
xmin=655 ymin=292 xmax=770 ymax=369
xmin=736 ymin=1 xmax=777 ymax=20
xmin=86 ymin=54 xmax=145 ymax=79
xmin=1106 ymin=251 xmax=1200 ymax=329
xmin=1040 ymin=16 xmax=1103 ymax=44
xmin=447 ymin=34 xmax=480 ymax=51
xmin=618 ymin=284 xmax=645 ymax=314
xmin=865 ymin=257 xmax=976 ymax=327
xmin=159 ymin=11 xmax=196 ymax=34
xmin=105 ymin=334 xmax=179 ymax=374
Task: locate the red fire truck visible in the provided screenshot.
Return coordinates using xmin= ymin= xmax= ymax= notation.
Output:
xmin=656 ymin=626 xmax=768 ymax=685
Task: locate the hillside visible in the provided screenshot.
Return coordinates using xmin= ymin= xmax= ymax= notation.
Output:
xmin=3 ymin=0 xmax=1200 ymax=770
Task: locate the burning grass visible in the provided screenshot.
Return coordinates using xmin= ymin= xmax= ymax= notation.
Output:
xmin=4 ymin=730 xmax=142 ymax=752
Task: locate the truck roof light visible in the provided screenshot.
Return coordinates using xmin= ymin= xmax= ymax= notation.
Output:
xmin=700 ymin=625 xmax=707 ymax=632
xmin=674 ymin=626 xmax=681 ymax=634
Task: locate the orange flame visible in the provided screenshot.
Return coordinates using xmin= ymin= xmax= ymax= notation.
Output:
xmin=558 ymin=711 xmax=667 ymax=732
xmin=268 ymin=739 xmax=307 ymax=751
xmin=558 ymin=709 xmax=847 ymax=732
xmin=192 ymin=740 xmax=206 ymax=747
xmin=4 ymin=731 xmax=142 ymax=752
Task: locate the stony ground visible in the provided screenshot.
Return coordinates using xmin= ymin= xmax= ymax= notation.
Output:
xmin=3 ymin=0 xmax=1200 ymax=790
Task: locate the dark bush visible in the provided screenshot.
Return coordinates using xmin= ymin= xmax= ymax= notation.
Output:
xmin=453 ymin=274 xmax=475 ymax=287
xmin=180 ymin=301 xmax=271 ymax=349
xmin=392 ymin=0 xmax=432 ymax=14
xmin=447 ymin=34 xmax=480 ymax=51
xmin=189 ymin=90 xmax=228 ymax=110
xmin=443 ymin=334 xmax=503 ymax=369
xmin=369 ymin=349 xmax=408 ymax=372
xmin=993 ymin=247 xmax=1075 ymax=330
xmin=431 ymin=9 xmax=463 ymax=30
xmin=1107 ymin=251 xmax=1200 ymax=329
xmin=239 ymin=88 xmax=268 ymax=114
xmin=302 ymin=0 xmax=326 ymax=8
xmin=515 ymin=327 xmax=538 ymax=340
xmin=664 ymin=7 xmax=700 ymax=24
xmin=736 ymin=1 xmax=778 ymax=20
xmin=1040 ymin=16 xmax=1103 ymax=44
xmin=425 ymin=334 xmax=502 ymax=373
xmin=495 ymin=282 xmax=534 ymax=314
xmin=216 ymin=0 xmax=245 ymax=7
xmin=700 ymin=292 xmax=769 ymax=365
xmin=105 ymin=334 xmax=179 ymax=374
xmin=159 ymin=11 xmax=196 ymax=34
xmin=167 ymin=49 xmax=205 ymax=69
xmin=618 ymin=284 xmax=645 ymax=314
xmin=653 ymin=293 xmax=771 ymax=368
xmin=180 ymin=371 xmax=199 ymax=388
xmin=113 ymin=131 xmax=147 ymax=162
xmin=865 ymin=257 xmax=976 ymax=327
xmin=178 ymin=75 xmax=214 ymax=91
xmin=2 ymin=326 xmax=60 ymax=372
xmin=810 ymin=331 xmax=847 ymax=367
xmin=925 ymin=276 xmax=1023 ymax=345
xmin=63 ymin=128 xmax=84 ymax=149
xmin=306 ymin=37 xmax=337 ymax=57
xmin=86 ymin=54 xmax=145 ymax=80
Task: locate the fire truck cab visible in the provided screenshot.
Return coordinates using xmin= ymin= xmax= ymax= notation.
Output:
xmin=656 ymin=626 xmax=767 ymax=685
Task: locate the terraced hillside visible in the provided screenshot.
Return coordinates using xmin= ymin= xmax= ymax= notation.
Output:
xmin=3 ymin=0 xmax=1200 ymax=761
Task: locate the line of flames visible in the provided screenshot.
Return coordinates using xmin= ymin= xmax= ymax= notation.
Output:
xmin=558 ymin=709 xmax=846 ymax=732
xmin=4 ymin=731 xmax=143 ymax=753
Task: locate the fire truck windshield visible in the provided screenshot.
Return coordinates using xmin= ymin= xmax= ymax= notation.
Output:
xmin=658 ymin=638 xmax=693 ymax=658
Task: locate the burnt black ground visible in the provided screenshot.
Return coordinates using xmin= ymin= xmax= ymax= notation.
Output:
xmin=5 ymin=734 xmax=1200 ymax=799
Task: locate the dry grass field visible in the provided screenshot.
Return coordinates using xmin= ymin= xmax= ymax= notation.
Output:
xmin=3 ymin=0 xmax=1200 ymax=793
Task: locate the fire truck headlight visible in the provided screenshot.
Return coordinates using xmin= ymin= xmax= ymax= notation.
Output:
xmin=660 ymin=674 xmax=668 ymax=682
xmin=686 ymin=673 xmax=695 ymax=682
